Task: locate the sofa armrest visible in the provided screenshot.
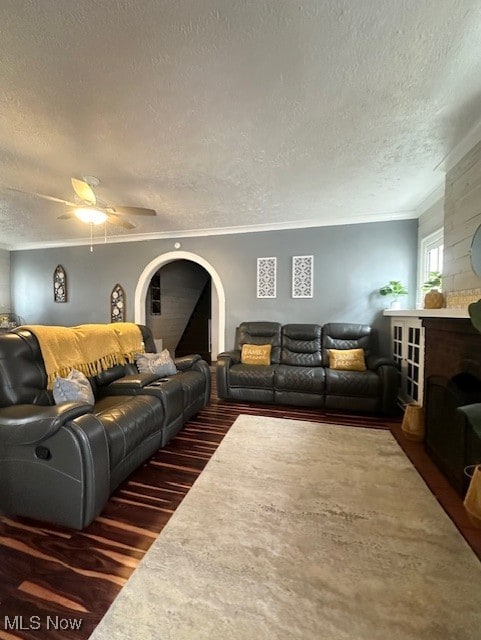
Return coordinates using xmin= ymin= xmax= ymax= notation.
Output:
xmin=456 ymin=404 xmax=481 ymax=438
xmin=68 ymin=412 xmax=111 ymax=527
xmin=368 ymin=359 xmax=399 ymax=414
xmin=0 ymin=409 xmax=110 ymax=529
xmin=191 ymin=358 xmax=212 ymax=405
xmin=102 ymin=372 xmax=160 ymax=391
xmin=0 ymin=402 xmax=93 ymax=445
xmin=217 ymin=350 xmax=241 ymax=365
xmin=366 ymin=354 xmax=397 ymax=371
xmin=216 ymin=351 xmax=241 ymax=399
xmin=174 ymin=354 xmax=202 ymax=371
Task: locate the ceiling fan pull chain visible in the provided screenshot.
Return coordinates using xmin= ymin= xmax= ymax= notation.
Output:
xmin=90 ymin=222 xmax=93 ymax=252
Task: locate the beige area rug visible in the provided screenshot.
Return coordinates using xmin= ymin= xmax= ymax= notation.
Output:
xmin=89 ymin=415 xmax=481 ymax=640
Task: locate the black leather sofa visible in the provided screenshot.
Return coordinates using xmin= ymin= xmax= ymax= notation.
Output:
xmin=217 ymin=321 xmax=398 ymax=414
xmin=0 ymin=324 xmax=210 ymax=529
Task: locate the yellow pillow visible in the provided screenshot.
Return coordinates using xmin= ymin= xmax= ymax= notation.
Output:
xmin=241 ymin=343 xmax=272 ymax=366
xmin=328 ymin=348 xmax=366 ymax=372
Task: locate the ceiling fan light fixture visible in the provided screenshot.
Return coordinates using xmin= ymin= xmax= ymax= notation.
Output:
xmin=74 ymin=207 xmax=108 ymax=225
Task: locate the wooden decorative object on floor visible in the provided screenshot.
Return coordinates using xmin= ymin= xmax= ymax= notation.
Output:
xmin=401 ymin=403 xmax=425 ymax=441
xmin=464 ymin=465 xmax=481 ymax=528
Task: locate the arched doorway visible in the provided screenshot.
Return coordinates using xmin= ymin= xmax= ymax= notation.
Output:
xmin=134 ymin=251 xmax=225 ymax=358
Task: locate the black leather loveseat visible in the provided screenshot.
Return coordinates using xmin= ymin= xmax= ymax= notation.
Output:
xmin=0 ymin=324 xmax=210 ymax=529
xmin=217 ymin=321 xmax=398 ymax=414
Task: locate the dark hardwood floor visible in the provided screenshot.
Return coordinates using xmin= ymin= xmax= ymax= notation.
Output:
xmin=0 ymin=372 xmax=479 ymax=640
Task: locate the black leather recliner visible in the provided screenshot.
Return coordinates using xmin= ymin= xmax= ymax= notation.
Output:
xmin=275 ymin=323 xmax=325 ymax=407
xmin=217 ymin=321 xmax=398 ymax=414
xmin=217 ymin=321 xmax=282 ymax=403
xmin=0 ymin=324 xmax=210 ymax=529
xmin=322 ymin=322 xmax=396 ymax=413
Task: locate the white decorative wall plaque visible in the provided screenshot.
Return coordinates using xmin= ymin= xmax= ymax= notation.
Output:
xmin=292 ymin=255 xmax=314 ymax=298
xmin=257 ymin=257 xmax=277 ymax=298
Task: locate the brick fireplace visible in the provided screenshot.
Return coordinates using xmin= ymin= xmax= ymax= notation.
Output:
xmin=423 ymin=317 xmax=481 ymax=494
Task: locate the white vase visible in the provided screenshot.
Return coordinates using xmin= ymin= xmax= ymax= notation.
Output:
xmin=390 ymin=299 xmax=401 ymax=310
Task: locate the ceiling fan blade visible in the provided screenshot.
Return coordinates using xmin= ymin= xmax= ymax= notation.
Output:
xmin=57 ymin=212 xmax=76 ymax=220
xmin=110 ymin=206 xmax=156 ymax=217
xmin=71 ymin=178 xmax=96 ymax=205
xmin=107 ymin=213 xmax=136 ymax=230
xmin=7 ymin=188 xmax=77 ymax=207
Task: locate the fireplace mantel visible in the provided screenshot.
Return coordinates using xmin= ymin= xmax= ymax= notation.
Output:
xmin=383 ymin=308 xmax=469 ymax=318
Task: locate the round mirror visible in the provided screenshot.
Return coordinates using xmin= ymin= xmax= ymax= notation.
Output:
xmin=471 ymin=224 xmax=481 ymax=276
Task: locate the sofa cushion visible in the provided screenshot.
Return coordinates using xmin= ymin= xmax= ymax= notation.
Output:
xmin=135 ymin=350 xmax=177 ymax=376
xmin=94 ymin=395 xmax=163 ymax=469
xmin=275 ymin=364 xmax=325 ymax=394
xmin=281 ymin=324 xmax=322 ymax=366
xmin=328 ymin=348 xmax=366 ymax=372
xmin=236 ymin=322 xmax=282 ymax=364
xmin=325 ymin=369 xmax=380 ymax=398
xmin=53 ymin=369 xmax=95 ymax=406
xmin=241 ymin=344 xmax=272 ymax=365
xmin=322 ymin=323 xmax=372 ymax=366
xmin=229 ymin=363 xmax=277 ymax=389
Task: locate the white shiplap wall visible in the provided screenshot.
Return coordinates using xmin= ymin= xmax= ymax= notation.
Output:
xmin=417 ymin=197 xmax=444 ymax=305
xmin=443 ymin=140 xmax=481 ymax=294
xmin=418 ymin=199 xmax=443 ymax=244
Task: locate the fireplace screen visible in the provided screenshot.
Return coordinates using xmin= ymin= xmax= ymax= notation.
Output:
xmin=426 ymin=372 xmax=481 ymax=494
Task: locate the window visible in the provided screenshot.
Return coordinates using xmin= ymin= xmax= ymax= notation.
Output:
xmin=418 ymin=228 xmax=443 ymax=307
xmin=150 ymin=272 xmax=161 ymax=315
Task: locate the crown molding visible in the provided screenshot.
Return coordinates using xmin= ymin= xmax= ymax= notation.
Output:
xmin=434 ymin=118 xmax=481 ymax=173
xmin=7 ymin=210 xmax=417 ymax=251
xmin=414 ymin=182 xmax=445 ymax=217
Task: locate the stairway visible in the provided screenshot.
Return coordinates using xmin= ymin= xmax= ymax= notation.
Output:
xmin=175 ymin=280 xmax=211 ymax=363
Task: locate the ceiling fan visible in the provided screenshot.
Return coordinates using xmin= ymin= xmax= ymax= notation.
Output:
xmin=10 ymin=176 xmax=156 ymax=230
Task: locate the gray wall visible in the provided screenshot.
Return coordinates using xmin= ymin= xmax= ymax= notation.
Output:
xmin=0 ymin=248 xmax=11 ymax=312
xmin=10 ymin=219 xmax=418 ymax=356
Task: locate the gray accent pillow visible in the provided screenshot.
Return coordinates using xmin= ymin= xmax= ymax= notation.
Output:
xmin=135 ymin=349 xmax=177 ymax=376
xmin=53 ymin=369 xmax=95 ymax=407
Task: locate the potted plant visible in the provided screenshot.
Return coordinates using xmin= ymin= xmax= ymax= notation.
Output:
xmin=422 ymin=271 xmax=443 ymax=309
xmin=379 ymin=280 xmax=408 ymax=309
xmin=469 ymin=298 xmax=481 ymax=333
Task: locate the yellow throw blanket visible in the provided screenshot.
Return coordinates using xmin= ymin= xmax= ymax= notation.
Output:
xmin=22 ymin=323 xmax=144 ymax=389
xmin=111 ymin=322 xmax=145 ymax=363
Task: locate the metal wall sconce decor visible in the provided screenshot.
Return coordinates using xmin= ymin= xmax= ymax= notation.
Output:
xmin=292 ymin=255 xmax=314 ymax=298
xmin=150 ymin=271 xmax=161 ymax=315
xmin=111 ymin=284 xmax=125 ymax=322
xmin=53 ymin=265 xmax=67 ymax=303
xmin=257 ymin=257 xmax=277 ymax=298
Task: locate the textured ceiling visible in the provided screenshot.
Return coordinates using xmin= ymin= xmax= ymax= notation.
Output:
xmin=1 ymin=0 xmax=481 ymax=249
